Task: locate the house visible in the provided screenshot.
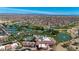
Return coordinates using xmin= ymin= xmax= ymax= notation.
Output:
xmin=38 ymin=44 xmax=48 ymax=49
xmin=42 ymin=37 xmax=56 ymax=45
xmin=34 ymin=37 xmax=55 ymax=50
xmin=11 ymin=43 xmax=19 ymax=50
xmin=67 ymin=28 xmax=79 ymax=38
xmin=0 ymin=43 xmax=19 ymax=51
xmin=70 ymin=38 xmax=79 ymax=44
xmin=22 ymin=41 xmax=35 ymax=47
xmin=0 ymin=46 xmax=5 ymax=51
xmin=39 ymin=41 xmax=54 ymax=46
xmin=5 ymin=44 xmax=12 ymax=51
xmin=67 ymin=45 xmax=79 ymax=51
xmin=22 ymin=36 xmax=56 ymax=51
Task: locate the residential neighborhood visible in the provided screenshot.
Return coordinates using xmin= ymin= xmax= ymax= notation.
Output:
xmin=0 ymin=15 xmax=79 ymax=51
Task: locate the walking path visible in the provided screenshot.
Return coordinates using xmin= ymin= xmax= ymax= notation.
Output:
xmin=55 ymin=43 xmax=67 ymax=51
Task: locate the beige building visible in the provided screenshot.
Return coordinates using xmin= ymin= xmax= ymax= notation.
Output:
xmin=67 ymin=28 xmax=79 ymax=38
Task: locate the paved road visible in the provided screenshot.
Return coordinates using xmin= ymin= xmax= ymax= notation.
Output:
xmin=0 ymin=24 xmax=10 ymax=35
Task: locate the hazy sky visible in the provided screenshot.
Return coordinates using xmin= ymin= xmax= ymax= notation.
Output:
xmin=0 ymin=7 xmax=79 ymax=15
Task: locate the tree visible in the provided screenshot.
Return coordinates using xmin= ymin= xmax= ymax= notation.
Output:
xmin=6 ymin=34 xmax=17 ymax=43
xmin=15 ymin=31 xmax=26 ymax=46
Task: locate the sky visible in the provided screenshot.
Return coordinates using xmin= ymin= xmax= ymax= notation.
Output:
xmin=0 ymin=7 xmax=79 ymax=15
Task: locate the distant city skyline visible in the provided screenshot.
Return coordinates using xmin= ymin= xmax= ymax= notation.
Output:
xmin=0 ymin=7 xmax=79 ymax=15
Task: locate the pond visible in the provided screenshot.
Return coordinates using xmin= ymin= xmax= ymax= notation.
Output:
xmin=55 ymin=32 xmax=72 ymax=42
xmin=6 ymin=25 xmax=18 ymax=34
